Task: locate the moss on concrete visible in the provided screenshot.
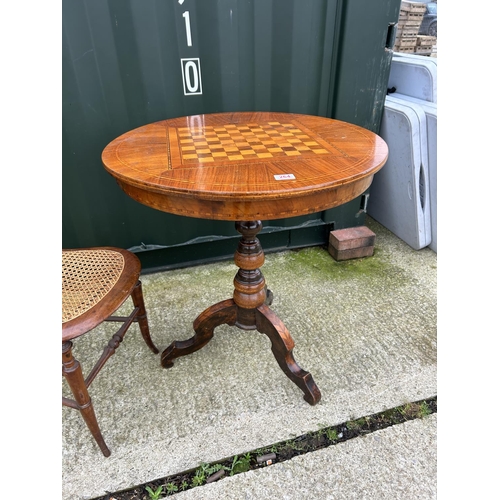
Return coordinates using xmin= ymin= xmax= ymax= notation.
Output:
xmin=265 ymin=245 xmax=410 ymax=290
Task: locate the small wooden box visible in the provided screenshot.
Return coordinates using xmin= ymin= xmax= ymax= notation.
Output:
xmin=398 ymin=36 xmax=417 ymax=47
xmin=414 ymin=45 xmax=432 ymax=54
xmin=394 ymin=46 xmax=415 ymax=53
xmin=416 ymin=35 xmax=437 ymax=47
xmin=328 ymin=226 xmax=375 ymax=261
xmin=400 ymin=1 xmax=427 ymax=14
xmin=399 ymin=26 xmax=419 ymax=37
xmin=404 ymin=13 xmax=424 ymax=27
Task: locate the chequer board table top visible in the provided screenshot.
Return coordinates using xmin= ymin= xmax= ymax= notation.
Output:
xmin=102 ymin=112 xmax=388 ymax=221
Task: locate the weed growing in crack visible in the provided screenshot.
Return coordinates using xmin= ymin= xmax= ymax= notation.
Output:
xmin=190 ymin=466 xmax=206 ymax=488
xmin=145 ymin=485 xmax=163 ymax=500
xmin=165 ymin=483 xmax=178 ymax=495
xmin=325 ymin=428 xmax=338 ymax=442
xmin=92 ymin=396 xmax=437 ymax=500
xmin=398 ymin=401 xmax=432 ymax=419
xmin=229 ymin=453 xmax=252 ymax=475
xmin=418 ymin=401 xmax=431 ymax=418
xmin=346 ymin=418 xmax=366 ymax=431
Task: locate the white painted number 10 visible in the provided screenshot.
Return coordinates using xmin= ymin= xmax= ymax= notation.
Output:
xmin=180 ymin=9 xmax=203 ymax=95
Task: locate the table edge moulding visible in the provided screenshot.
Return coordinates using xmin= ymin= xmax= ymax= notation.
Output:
xmin=102 ymin=112 xmax=388 ymax=222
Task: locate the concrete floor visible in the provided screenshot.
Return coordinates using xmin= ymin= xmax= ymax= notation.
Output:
xmin=62 ymin=216 xmax=437 ymax=500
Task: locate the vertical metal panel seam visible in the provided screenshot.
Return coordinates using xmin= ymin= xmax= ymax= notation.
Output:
xmin=326 ymin=0 xmax=345 ymax=118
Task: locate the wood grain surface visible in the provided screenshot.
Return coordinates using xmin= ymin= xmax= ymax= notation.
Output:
xmin=102 ymin=112 xmax=388 ymax=220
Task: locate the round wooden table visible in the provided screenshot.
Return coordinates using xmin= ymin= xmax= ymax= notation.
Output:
xmin=102 ymin=112 xmax=388 ymax=405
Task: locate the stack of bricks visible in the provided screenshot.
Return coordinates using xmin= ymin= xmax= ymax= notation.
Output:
xmin=328 ymin=226 xmax=376 ymax=261
xmin=393 ymin=1 xmax=426 ymax=54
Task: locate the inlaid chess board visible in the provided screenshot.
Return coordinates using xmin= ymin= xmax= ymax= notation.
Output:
xmin=103 ymin=112 xmax=388 ymax=220
xmin=169 ymin=121 xmax=331 ymax=165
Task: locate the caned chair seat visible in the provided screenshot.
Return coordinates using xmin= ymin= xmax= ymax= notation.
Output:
xmin=62 ymin=247 xmax=158 ymax=457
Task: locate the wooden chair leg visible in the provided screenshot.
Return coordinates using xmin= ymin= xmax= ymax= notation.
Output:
xmin=62 ymin=341 xmax=111 ymax=457
xmin=131 ymin=280 xmax=159 ymax=354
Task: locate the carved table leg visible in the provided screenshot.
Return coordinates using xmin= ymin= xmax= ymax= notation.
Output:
xmin=161 ymin=299 xmax=237 ymax=368
xmin=256 ymin=304 xmax=321 ymax=405
xmin=160 ymin=220 xmax=321 ymax=405
xmin=62 ymin=341 xmax=111 ymax=457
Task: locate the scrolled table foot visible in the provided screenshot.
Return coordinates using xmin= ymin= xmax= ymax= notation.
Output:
xmin=256 ymin=304 xmax=321 ymax=405
xmin=160 ymin=342 xmax=183 ymax=368
xmin=160 ymin=299 xmax=237 ymax=368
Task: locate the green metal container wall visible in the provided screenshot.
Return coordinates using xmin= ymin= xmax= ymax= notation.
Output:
xmin=63 ymin=0 xmax=400 ymax=271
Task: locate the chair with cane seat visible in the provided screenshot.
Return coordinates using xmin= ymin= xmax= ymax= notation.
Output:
xmin=62 ymin=247 xmax=159 ymax=457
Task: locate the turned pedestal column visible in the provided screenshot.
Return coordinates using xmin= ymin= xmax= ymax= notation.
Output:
xmin=161 ymin=220 xmax=321 ymax=405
